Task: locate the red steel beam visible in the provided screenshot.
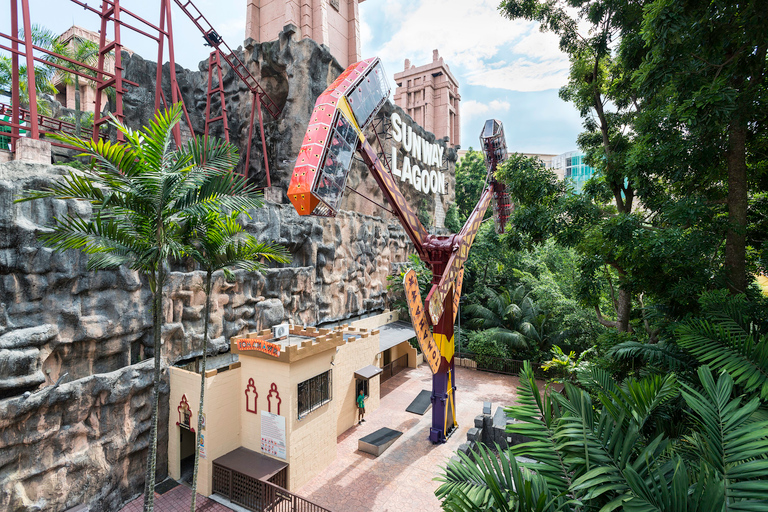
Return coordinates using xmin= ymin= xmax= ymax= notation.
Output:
xmin=10 ymin=0 xmax=20 ymax=151
xmin=20 ymin=0 xmax=38 ymax=138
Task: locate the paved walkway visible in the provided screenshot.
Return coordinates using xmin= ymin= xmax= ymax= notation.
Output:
xmin=297 ymin=365 xmax=524 ymax=512
xmin=119 ymin=484 xmax=233 ymax=512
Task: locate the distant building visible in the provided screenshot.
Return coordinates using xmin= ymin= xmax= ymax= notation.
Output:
xmin=551 ymin=150 xmax=595 ymax=193
xmin=457 ymin=149 xmax=556 ymax=170
xmin=53 ymin=26 xmax=133 ymax=113
xmin=393 ymin=50 xmax=460 ymax=147
xmin=245 ymin=0 xmax=365 ymax=68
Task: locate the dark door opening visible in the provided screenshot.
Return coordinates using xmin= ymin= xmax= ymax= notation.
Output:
xmin=179 ymin=427 xmax=195 ymax=483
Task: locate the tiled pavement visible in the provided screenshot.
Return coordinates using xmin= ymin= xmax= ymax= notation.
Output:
xmin=119 ymin=484 xmax=233 ymax=512
xmin=297 ymin=365 xmax=525 ymax=512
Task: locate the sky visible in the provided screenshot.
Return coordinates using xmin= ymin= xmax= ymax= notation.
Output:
xmin=4 ymin=0 xmax=584 ymax=155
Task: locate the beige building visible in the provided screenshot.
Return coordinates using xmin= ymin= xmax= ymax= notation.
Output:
xmin=393 ymin=50 xmax=461 ymax=147
xmin=245 ymin=0 xmax=365 ymax=68
xmin=53 ymin=26 xmax=132 ymax=113
xmin=167 ymin=310 xmax=418 ymax=499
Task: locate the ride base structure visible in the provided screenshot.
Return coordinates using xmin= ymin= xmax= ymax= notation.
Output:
xmin=287 ymin=57 xmax=510 ymax=443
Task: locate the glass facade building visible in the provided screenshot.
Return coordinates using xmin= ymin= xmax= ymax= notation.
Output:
xmin=550 ymin=151 xmax=596 ymax=193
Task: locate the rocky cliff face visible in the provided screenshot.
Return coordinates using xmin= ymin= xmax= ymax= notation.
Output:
xmin=0 ymin=359 xmax=168 ymax=512
xmin=0 ymin=28 xmax=455 ymax=512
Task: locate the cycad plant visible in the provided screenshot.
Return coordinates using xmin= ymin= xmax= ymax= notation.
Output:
xmin=436 ymin=361 xmax=768 ymax=511
xmin=184 ymin=211 xmax=289 ymax=512
xmin=464 ymin=285 xmax=549 ymax=353
xmin=17 ymin=104 xmax=264 ymax=512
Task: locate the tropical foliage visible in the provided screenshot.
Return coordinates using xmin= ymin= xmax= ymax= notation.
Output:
xmin=437 ymin=289 xmax=768 ymax=511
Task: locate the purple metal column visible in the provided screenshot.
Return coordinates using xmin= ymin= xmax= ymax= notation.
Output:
xmin=430 ymin=295 xmax=456 ymax=444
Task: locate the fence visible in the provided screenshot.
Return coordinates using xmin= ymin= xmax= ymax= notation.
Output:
xmin=380 ymin=353 xmax=409 ymax=383
xmin=454 ymin=352 xmax=543 ymax=378
xmin=212 ymin=464 xmax=330 ymax=512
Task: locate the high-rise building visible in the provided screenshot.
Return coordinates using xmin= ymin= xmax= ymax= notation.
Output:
xmin=245 ymin=0 xmax=365 ymax=68
xmin=551 ymin=150 xmax=595 ymax=193
xmin=393 ymin=50 xmax=460 ymax=147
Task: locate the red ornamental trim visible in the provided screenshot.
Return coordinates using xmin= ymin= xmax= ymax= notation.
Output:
xmin=267 ymin=383 xmax=282 ymax=415
xmin=177 ymin=394 xmax=195 ymax=432
xmin=245 ymin=378 xmax=258 ymax=414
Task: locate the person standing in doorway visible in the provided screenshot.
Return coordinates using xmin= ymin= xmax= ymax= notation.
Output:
xmin=357 ymin=389 xmax=366 ymax=424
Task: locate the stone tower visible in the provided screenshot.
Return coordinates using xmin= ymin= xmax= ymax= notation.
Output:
xmin=245 ymin=0 xmax=364 ymax=68
xmin=393 ymin=49 xmax=461 ymax=147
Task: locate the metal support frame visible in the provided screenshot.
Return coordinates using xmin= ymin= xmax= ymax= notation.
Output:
xmin=174 ymin=0 xmax=280 ymax=184
xmin=1 ymin=0 xmax=195 ymax=151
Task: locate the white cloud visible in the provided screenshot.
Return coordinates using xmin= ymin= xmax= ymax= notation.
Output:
xmin=462 ymin=99 xmax=511 ymax=119
xmin=360 ymin=20 xmax=373 ymax=49
xmin=467 ymin=58 xmax=570 ymax=92
xmin=367 ymin=0 xmax=569 ymax=93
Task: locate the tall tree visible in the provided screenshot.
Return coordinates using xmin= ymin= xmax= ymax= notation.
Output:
xmin=634 ymin=0 xmax=768 ymax=294
xmin=18 ymin=105 xmax=264 ymax=511
xmin=184 ymin=211 xmax=289 ymax=511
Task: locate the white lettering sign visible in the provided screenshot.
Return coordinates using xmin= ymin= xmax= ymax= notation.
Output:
xmin=389 ymin=112 xmax=446 ymax=196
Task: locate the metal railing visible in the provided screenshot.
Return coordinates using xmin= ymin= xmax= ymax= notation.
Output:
xmin=380 ymin=353 xmax=409 ymax=383
xmin=212 ymin=464 xmax=330 ymax=512
xmin=454 ymin=352 xmax=542 ymax=377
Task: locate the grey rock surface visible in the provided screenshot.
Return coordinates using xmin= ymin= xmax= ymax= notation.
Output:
xmin=0 ymin=359 xmax=169 ymax=512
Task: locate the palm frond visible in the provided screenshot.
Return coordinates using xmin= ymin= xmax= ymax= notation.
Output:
xmin=681 ymin=367 xmax=768 ymax=506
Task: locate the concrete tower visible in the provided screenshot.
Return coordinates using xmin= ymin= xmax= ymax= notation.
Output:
xmin=245 ymin=0 xmax=365 ymax=68
xmin=393 ymin=50 xmax=461 ymax=147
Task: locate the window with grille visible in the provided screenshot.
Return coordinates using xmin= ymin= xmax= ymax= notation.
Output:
xmin=297 ymin=370 xmax=332 ymax=419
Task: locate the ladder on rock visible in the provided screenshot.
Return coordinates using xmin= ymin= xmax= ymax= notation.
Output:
xmin=204 ymin=50 xmax=230 ymax=142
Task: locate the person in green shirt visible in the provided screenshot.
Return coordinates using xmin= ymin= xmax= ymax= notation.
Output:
xmin=357 ymin=389 xmax=366 ymax=424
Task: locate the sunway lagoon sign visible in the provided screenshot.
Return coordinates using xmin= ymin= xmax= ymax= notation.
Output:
xmin=389 ymin=112 xmax=446 ymax=197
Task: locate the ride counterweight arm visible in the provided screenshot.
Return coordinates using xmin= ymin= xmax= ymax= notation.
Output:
xmin=424 ymin=186 xmax=493 ymax=325
xmin=358 ymin=139 xmax=431 ymax=262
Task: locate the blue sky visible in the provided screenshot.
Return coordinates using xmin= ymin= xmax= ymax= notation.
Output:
xmin=5 ymin=0 xmax=584 ymax=154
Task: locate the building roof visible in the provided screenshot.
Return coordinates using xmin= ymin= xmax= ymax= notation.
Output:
xmin=378 ymin=320 xmax=416 ymax=352
xmin=212 ymin=447 xmax=287 ymax=482
xmin=354 ymin=365 xmax=383 ymax=380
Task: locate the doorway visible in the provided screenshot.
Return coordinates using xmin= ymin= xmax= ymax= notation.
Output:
xmin=179 ymin=427 xmax=195 ymax=483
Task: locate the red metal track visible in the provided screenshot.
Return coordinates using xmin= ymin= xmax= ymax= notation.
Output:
xmin=173 ymin=0 xmax=281 ymax=119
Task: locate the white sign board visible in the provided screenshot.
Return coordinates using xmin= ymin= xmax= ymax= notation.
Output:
xmin=389 ymin=112 xmax=446 ymax=196
xmin=261 ymin=410 xmax=287 ymax=460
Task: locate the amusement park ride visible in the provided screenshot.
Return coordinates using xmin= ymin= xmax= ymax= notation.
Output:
xmin=287 ymin=57 xmax=511 ymax=443
xmin=1 ymin=0 xmax=279 ymax=182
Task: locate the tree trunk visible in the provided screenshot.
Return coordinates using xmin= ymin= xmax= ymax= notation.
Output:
xmin=616 ymin=288 xmax=631 ymax=332
xmin=74 ymin=76 xmax=81 ymax=137
xmin=190 ymin=271 xmax=212 ymax=512
xmin=143 ymin=263 xmax=165 ymax=512
xmin=724 ymin=121 xmax=748 ymax=294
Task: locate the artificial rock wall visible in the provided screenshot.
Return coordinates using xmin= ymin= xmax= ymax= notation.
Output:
xmin=1 ymin=28 xmax=456 ymax=512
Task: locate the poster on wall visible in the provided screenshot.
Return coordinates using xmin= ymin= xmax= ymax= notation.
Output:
xmin=261 ymin=410 xmax=287 ymax=460
xmin=199 ymin=433 xmax=206 ymax=459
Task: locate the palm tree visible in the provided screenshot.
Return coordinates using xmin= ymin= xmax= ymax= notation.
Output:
xmin=184 ymin=211 xmax=289 ymax=511
xmin=0 ymin=24 xmax=58 ymax=114
xmin=50 ymin=34 xmax=100 ymax=137
xmin=464 ymin=285 xmax=549 ymax=353
xmin=17 ymin=104 xmax=263 ymax=512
